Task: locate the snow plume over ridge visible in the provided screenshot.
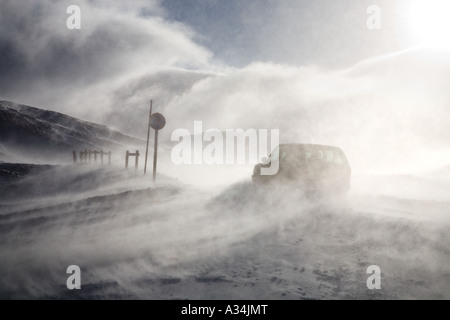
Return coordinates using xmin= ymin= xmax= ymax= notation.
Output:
xmin=160 ymin=48 xmax=450 ymax=174
xmin=72 ymin=48 xmax=450 ymax=174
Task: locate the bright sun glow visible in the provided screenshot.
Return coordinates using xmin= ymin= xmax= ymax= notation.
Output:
xmin=409 ymin=0 xmax=450 ymax=48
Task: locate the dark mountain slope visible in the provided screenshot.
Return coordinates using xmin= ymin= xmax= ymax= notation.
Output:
xmin=0 ymin=101 xmax=143 ymax=162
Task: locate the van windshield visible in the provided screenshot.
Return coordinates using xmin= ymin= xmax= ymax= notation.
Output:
xmin=271 ymin=145 xmax=345 ymax=165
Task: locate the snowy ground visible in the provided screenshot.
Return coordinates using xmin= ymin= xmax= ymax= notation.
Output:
xmin=0 ymin=163 xmax=449 ymax=299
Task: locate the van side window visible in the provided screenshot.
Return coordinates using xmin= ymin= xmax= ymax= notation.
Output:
xmin=334 ymin=152 xmax=343 ymax=164
xmin=325 ymin=150 xmax=344 ymax=164
xmin=325 ymin=150 xmax=334 ymax=162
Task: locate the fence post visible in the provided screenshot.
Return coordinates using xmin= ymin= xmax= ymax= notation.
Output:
xmin=125 ymin=151 xmax=129 ymax=169
xmin=73 ymin=151 xmax=77 ymax=164
xmin=108 ymin=151 xmax=111 ymax=165
xmin=135 ymin=150 xmax=139 ymax=169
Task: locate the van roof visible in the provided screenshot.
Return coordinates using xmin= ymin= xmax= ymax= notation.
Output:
xmin=279 ymin=143 xmax=344 ymax=151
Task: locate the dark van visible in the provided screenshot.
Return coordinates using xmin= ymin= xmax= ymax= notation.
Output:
xmin=252 ymin=144 xmax=351 ymax=195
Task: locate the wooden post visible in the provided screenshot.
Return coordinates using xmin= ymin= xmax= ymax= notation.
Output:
xmin=94 ymin=151 xmax=98 ymax=163
xmin=125 ymin=151 xmax=129 ymax=169
xmin=149 ymin=112 xmax=165 ymax=183
xmin=135 ymin=150 xmax=139 ymax=169
xmin=73 ymin=151 xmax=77 ymax=164
xmin=100 ymin=151 xmax=104 ymax=165
xmin=153 ymin=130 xmax=158 ymax=182
xmin=144 ymin=100 xmax=153 ymax=174
xmin=108 ymin=151 xmax=111 ymax=165
xmin=85 ymin=149 xmax=88 ymax=163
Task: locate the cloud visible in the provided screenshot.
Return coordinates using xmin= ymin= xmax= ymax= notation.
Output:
xmin=0 ymin=0 xmax=212 ymax=110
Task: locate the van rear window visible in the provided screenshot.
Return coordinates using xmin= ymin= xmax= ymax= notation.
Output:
xmin=274 ymin=145 xmax=346 ymax=165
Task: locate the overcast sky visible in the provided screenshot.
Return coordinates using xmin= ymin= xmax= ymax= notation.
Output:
xmin=0 ymin=0 xmax=428 ymax=106
xmin=161 ymin=0 xmax=417 ymax=68
xmin=0 ymin=0 xmax=420 ymax=100
xmin=1 ymin=0 xmax=449 ymax=172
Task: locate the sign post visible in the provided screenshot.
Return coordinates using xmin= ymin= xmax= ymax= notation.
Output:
xmin=149 ymin=112 xmax=166 ymax=182
xmin=144 ymin=100 xmax=153 ymax=175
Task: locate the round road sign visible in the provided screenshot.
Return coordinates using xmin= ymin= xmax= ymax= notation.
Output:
xmin=150 ymin=113 xmax=166 ymax=130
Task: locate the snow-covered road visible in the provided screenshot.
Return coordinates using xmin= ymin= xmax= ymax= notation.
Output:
xmin=0 ymin=164 xmax=449 ymax=299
